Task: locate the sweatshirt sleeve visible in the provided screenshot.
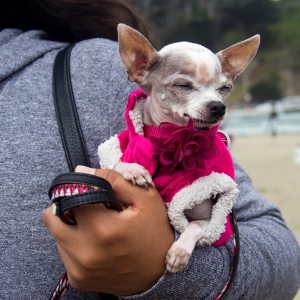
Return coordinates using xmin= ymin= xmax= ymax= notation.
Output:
xmin=122 ymin=163 xmax=300 ymax=300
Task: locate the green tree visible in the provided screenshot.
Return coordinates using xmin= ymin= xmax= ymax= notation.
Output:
xmin=249 ymin=74 xmax=283 ymax=103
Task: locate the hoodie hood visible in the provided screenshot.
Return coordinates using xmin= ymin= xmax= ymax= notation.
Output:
xmin=0 ymin=29 xmax=65 ymax=82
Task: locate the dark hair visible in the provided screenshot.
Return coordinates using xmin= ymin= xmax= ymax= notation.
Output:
xmin=1 ymin=0 xmax=150 ymax=42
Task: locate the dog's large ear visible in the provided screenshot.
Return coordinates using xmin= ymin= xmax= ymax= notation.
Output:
xmin=217 ymin=35 xmax=260 ymax=80
xmin=118 ymin=23 xmax=159 ymax=84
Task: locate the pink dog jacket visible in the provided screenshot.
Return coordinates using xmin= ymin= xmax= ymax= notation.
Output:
xmin=98 ymin=89 xmax=239 ymax=246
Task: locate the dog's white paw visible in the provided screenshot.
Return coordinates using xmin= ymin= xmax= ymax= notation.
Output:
xmin=165 ymin=241 xmax=192 ymax=273
xmin=114 ymin=162 xmax=155 ymax=188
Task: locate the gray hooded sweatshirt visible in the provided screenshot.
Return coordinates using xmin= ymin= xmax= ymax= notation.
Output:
xmin=0 ymin=29 xmax=299 ymax=300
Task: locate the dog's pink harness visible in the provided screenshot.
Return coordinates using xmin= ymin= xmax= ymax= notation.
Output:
xmin=111 ymin=89 xmax=237 ymax=246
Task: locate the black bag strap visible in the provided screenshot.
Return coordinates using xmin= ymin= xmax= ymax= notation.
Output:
xmin=52 ymin=45 xmax=119 ymax=300
xmin=53 ymin=44 xmax=91 ymax=171
xmin=53 ymin=45 xmax=123 ymax=217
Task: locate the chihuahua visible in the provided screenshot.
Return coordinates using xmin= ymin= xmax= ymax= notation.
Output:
xmin=98 ymin=24 xmax=260 ymax=273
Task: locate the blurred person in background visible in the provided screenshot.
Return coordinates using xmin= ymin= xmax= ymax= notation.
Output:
xmin=268 ymin=102 xmax=278 ymax=137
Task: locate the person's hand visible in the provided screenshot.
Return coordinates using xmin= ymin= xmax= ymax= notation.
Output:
xmin=43 ymin=166 xmax=174 ymax=296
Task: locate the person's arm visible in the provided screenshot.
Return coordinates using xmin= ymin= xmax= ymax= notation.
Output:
xmin=225 ymin=163 xmax=300 ymax=300
xmin=122 ymin=163 xmax=300 ymax=300
xmin=44 ymin=163 xmax=300 ymax=300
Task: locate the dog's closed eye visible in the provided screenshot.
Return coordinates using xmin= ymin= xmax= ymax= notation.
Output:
xmin=173 ymin=81 xmax=194 ymax=90
xmin=217 ymin=83 xmax=232 ymax=94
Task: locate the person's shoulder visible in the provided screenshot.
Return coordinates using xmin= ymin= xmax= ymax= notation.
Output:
xmin=71 ymin=38 xmax=119 ymax=63
xmin=69 ymin=37 xmax=125 ymax=80
xmin=76 ymin=37 xmax=118 ymax=50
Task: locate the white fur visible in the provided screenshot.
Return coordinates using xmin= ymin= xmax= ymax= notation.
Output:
xmin=98 ymin=134 xmax=122 ymax=169
xmin=218 ymin=130 xmax=231 ymax=149
xmin=114 ymin=162 xmax=154 ymax=187
xmin=158 ymin=42 xmax=230 ymax=127
xmin=159 ymin=42 xmax=211 ymax=56
xmin=187 ymin=89 xmax=222 ymax=120
xmin=128 ymin=97 xmax=146 ymax=135
xmin=168 ymin=172 xmax=239 ymax=245
xmin=187 ymin=49 xmax=220 ymax=75
xmin=166 ymin=219 xmax=209 ymax=272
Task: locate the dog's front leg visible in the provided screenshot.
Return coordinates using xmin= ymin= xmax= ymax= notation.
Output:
xmin=114 ymin=162 xmax=155 ymax=188
xmin=166 ymin=220 xmax=209 ymax=273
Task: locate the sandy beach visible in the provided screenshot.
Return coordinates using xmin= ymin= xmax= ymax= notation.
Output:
xmin=231 ymin=134 xmax=300 ymax=299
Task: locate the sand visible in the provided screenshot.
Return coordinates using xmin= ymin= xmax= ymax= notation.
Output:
xmin=231 ymin=134 xmax=300 ymax=299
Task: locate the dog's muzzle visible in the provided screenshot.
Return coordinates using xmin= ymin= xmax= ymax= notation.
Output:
xmin=207 ymin=101 xmax=226 ymax=118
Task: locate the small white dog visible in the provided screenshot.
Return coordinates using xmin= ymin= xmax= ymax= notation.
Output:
xmin=98 ymin=24 xmax=260 ymax=272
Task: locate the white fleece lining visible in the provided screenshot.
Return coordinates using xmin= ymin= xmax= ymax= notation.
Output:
xmin=128 ymin=98 xmax=146 ymax=135
xmin=168 ymin=172 xmax=239 ymax=245
xmin=218 ymin=130 xmax=231 ymax=149
xmin=98 ymin=134 xmax=122 ymax=168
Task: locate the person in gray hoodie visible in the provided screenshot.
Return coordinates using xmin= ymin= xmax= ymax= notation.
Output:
xmin=1 ymin=1 xmax=300 ymax=299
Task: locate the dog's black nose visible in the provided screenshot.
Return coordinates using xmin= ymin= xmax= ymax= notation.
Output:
xmin=207 ymin=101 xmax=226 ymax=117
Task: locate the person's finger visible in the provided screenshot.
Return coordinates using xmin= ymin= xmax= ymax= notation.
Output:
xmin=74 ymin=166 xmax=129 ymax=224
xmin=76 ymin=165 xmax=121 ymax=183
xmin=75 ymin=166 xmax=162 ymax=210
xmin=43 ymin=205 xmax=77 ymax=243
xmin=72 ymin=202 xmax=120 ymax=229
xmin=76 ymin=166 xmax=140 ymax=206
xmin=75 ymin=165 xmax=96 ymax=175
xmin=55 ymin=244 xmax=84 ymax=280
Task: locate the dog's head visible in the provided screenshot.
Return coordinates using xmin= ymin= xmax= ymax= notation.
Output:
xmin=118 ymin=24 xmax=260 ymax=128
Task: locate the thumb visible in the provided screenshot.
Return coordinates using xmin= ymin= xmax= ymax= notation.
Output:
xmin=75 ymin=165 xmax=96 ymax=175
xmin=43 ymin=205 xmax=76 ymax=243
xmin=75 ymin=165 xmax=121 ymax=185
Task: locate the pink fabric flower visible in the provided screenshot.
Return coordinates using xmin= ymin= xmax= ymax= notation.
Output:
xmin=150 ymin=119 xmax=219 ymax=172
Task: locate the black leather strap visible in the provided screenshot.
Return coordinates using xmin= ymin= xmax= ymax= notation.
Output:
xmin=49 ymin=172 xmax=113 ymax=196
xmin=52 ymin=46 xmax=120 ymax=300
xmin=49 ymin=172 xmax=122 ymax=224
xmin=53 ymin=45 xmax=91 ymax=171
xmin=52 ymin=46 xmax=123 ymax=217
xmin=54 ymin=191 xmax=122 ymax=215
